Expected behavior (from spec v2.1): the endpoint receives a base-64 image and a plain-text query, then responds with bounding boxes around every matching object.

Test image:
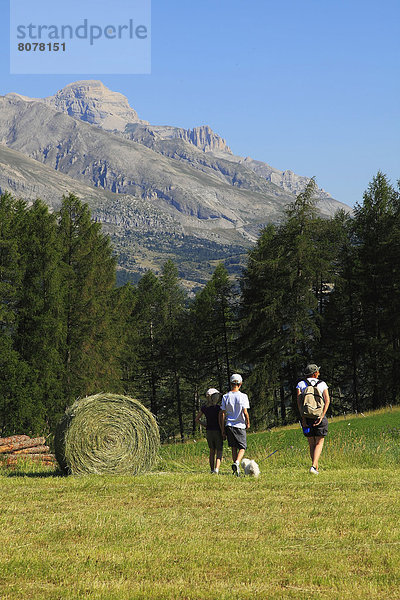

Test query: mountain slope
[0,138,253,288]
[0,95,298,237]
[0,81,350,289]
[0,143,191,284]
[38,81,336,202]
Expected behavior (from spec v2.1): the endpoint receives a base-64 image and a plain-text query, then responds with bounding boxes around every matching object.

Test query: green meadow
[1,408,400,599]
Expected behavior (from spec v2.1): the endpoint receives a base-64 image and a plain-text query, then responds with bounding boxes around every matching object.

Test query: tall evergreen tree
[159,260,187,441]
[208,263,235,390]
[14,199,64,428]
[0,192,24,332]
[0,335,40,435]
[352,172,400,407]
[57,193,120,403]
[239,179,335,426]
[183,263,235,434]
[0,193,41,434]
[114,282,139,392]
[317,211,363,413]
[123,271,165,417]
[239,223,286,425]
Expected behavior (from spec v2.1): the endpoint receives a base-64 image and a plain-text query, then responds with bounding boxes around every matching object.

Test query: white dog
[241,458,260,478]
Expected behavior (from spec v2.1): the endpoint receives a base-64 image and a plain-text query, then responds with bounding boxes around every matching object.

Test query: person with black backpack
[296,363,330,475]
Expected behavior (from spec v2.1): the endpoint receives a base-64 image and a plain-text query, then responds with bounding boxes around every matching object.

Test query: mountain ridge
[0,80,350,290]
[5,80,337,202]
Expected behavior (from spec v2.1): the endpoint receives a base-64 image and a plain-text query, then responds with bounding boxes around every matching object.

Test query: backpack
[301,379,324,419]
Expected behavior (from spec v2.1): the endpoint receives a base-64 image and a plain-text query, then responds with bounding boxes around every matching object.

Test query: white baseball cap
[206,388,220,396]
[230,373,243,384]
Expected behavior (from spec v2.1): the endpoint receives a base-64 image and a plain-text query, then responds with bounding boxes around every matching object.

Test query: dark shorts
[206,429,223,452]
[303,416,328,438]
[225,426,247,450]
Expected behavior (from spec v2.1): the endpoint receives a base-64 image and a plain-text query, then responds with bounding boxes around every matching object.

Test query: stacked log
[0,435,56,468]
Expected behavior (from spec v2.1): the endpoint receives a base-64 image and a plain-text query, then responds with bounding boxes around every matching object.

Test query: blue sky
[1,0,399,207]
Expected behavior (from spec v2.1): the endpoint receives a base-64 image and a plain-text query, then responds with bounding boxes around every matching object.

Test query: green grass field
[1,408,400,599]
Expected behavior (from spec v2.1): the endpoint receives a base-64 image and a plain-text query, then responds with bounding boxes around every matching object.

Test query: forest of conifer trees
[1,171,399,440]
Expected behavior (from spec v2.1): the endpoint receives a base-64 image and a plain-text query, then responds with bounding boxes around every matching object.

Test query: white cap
[206,388,220,396]
[230,373,242,384]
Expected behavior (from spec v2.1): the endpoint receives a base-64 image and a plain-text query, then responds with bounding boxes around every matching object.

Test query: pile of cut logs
[0,435,56,468]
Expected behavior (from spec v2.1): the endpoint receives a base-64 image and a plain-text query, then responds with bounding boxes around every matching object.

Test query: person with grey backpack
[296,364,330,475]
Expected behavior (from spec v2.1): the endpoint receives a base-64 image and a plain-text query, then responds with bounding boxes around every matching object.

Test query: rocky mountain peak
[135,123,232,154]
[43,80,148,132]
[178,125,232,154]
[0,80,351,290]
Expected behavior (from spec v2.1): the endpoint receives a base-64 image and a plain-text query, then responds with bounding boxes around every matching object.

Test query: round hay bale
[55,393,160,475]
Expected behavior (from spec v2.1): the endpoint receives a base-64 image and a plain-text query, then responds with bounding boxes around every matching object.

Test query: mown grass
[159,406,400,472]
[1,408,400,599]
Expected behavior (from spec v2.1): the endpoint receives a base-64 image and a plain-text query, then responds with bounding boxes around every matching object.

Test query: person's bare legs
[236,448,245,464]
[231,446,245,475]
[307,436,325,470]
[232,447,245,463]
[215,450,222,472]
[307,437,316,463]
[311,437,325,470]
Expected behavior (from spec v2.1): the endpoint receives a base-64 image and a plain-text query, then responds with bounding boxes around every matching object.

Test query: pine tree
[239,179,333,425]
[208,263,235,390]
[0,192,24,331]
[317,211,364,413]
[183,264,235,434]
[114,282,139,392]
[0,334,40,435]
[0,193,41,434]
[123,271,165,417]
[239,223,286,425]
[57,193,120,402]
[159,260,187,441]
[14,199,64,428]
[352,172,400,407]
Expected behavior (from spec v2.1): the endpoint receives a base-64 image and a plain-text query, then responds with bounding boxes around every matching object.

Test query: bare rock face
[235,158,334,201]
[43,80,148,132]
[0,80,351,289]
[0,95,292,234]
[5,80,337,204]
[123,123,232,154]
[40,81,232,153]
[176,125,232,154]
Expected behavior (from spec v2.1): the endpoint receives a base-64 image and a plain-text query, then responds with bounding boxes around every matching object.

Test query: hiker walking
[296,364,330,475]
[219,373,250,477]
[195,388,223,474]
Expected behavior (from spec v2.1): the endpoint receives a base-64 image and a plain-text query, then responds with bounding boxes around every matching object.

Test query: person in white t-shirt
[219,373,250,476]
[296,363,330,475]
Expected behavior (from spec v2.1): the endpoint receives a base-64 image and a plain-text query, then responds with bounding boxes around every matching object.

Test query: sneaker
[232,462,240,477]
[211,469,219,474]
[309,466,319,475]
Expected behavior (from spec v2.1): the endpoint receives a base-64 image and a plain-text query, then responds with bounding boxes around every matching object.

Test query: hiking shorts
[304,416,328,438]
[225,426,247,450]
[206,429,223,452]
